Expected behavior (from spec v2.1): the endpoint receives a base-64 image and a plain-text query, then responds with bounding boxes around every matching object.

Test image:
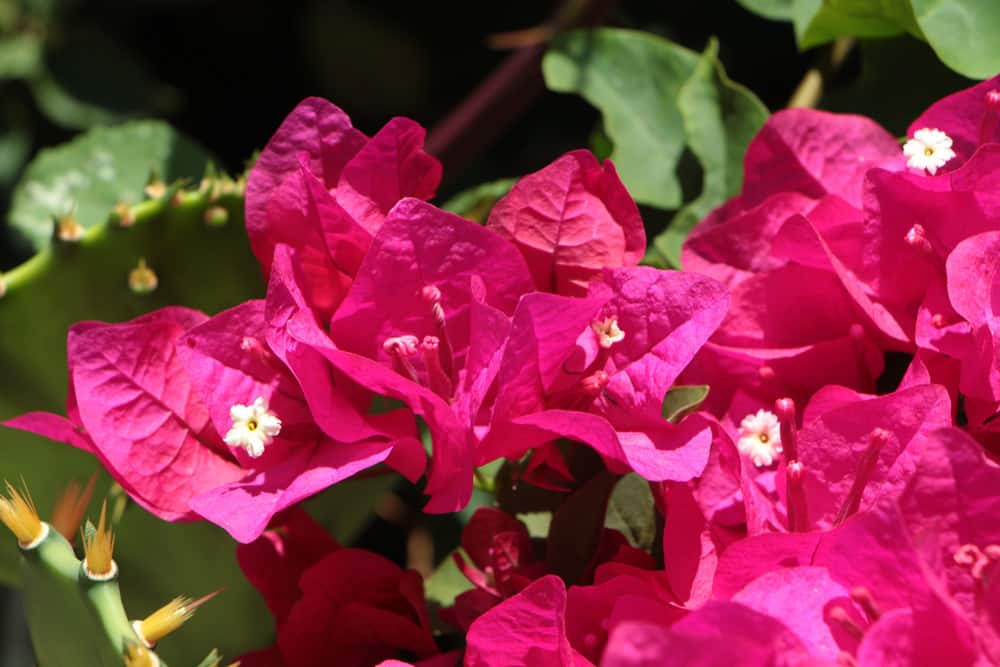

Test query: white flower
[224,396,282,458]
[592,317,625,349]
[903,128,956,175]
[737,409,782,467]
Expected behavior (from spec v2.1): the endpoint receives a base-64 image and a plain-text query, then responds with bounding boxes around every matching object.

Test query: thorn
[0,480,45,546]
[128,258,159,295]
[56,214,84,242]
[112,203,135,228]
[82,501,116,579]
[51,471,98,543]
[135,590,222,646]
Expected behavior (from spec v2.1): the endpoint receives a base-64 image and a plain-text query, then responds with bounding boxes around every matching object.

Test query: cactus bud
[112,203,136,228]
[145,176,167,200]
[50,472,98,543]
[56,214,85,242]
[204,205,229,227]
[0,481,45,547]
[134,590,220,647]
[128,258,159,294]
[82,502,116,579]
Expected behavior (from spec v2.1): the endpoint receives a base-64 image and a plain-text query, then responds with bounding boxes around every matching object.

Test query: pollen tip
[869,428,890,449]
[420,285,442,303]
[0,480,45,546]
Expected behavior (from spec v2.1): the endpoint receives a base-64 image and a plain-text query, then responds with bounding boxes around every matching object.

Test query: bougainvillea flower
[270,197,534,512]
[678,263,884,418]
[465,575,592,667]
[713,427,999,664]
[8,303,421,543]
[486,149,645,296]
[182,299,422,542]
[245,97,441,318]
[6,308,245,521]
[908,73,1000,170]
[600,601,814,667]
[482,266,729,484]
[740,109,904,210]
[237,510,438,667]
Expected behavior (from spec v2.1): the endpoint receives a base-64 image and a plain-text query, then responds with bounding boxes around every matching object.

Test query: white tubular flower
[737,409,782,467]
[903,128,956,175]
[592,317,625,349]
[224,396,282,458]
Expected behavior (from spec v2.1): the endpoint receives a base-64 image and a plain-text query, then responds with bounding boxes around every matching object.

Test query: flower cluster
[8,71,1000,664]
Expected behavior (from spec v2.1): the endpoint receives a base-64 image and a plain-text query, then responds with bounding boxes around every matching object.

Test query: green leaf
[822,36,971,135]
[424,550,472,608]
[736,0,795,20]
[30,27,179,129]
[543,28,701,209]
[911,0,1000,79]
[792,0,914,48]
[441,178,516,224]
[516,512,552,538]
[650,40,768,267]
[546,469,617,585]
[662,385,710,423]
[604,473,657,551]
[8,120,213,250]
[0,33,42,79]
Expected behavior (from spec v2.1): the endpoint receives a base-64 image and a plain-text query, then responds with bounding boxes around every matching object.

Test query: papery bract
[487,150,645,296]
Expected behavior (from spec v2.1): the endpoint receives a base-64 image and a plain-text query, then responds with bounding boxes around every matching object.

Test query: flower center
[924,146,934,157]
[737,409,782,467]
[592,317,625,349]
[381,285,457,401]
[224,396,282,458]
[246,420,258,431]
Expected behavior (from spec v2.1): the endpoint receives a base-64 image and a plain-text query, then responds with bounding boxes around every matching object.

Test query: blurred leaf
[546,469,616,585]
[588,122,614,161]
[0,95,32,188]
[424,550,471,608]
[911,0,1000,79]
[604,473,656,551]
[441,178,516,224]
[792,0,914,48]
[822,36,971,135]
[662,385,711,423]
[650,40,768,267]
[736,0,795,20]
[0,33,41,78]
[516,512,552,538]
[9,120,212,249]
[30,27,179,129]
[543,28,701,209]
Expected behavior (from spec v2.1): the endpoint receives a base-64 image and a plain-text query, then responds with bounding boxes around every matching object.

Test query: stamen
[757,365,775,382]
[954,543,1000,580]
[421,336,453,400]
[827,606,865,641]
[421,286,455,382]
[834,428,889,525]
[980,90,1000,145]
[932,313,948,329]
[850,586,882,622]
[786,461,810,532]
[383,335,421,384]
[774,398,798,462]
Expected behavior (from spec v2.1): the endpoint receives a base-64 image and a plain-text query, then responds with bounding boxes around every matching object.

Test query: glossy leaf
[662,385,711,423]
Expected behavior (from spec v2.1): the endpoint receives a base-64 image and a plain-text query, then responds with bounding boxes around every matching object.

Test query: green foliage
[543,29,767,266]
[651,40,769,266]
[441,178,516,224]
[424,550,470,610]
[662,385,711,423]
[604,473,657,551]
[546,469,616,585]
[8,120,214,250]
[739,0,1000,80]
